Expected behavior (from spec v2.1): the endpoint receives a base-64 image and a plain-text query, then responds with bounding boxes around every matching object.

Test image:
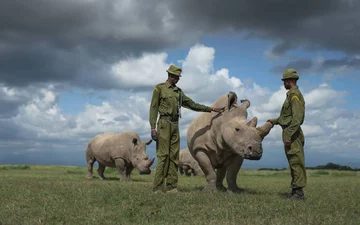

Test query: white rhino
[179,148,204,176]
[186,92,273,192]
[86,132,155,181]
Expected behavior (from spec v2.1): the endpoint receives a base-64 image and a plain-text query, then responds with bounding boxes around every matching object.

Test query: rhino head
[216,92,273,160]
[130,138,155,174]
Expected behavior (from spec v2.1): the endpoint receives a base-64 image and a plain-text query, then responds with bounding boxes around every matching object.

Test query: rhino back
[98,131,139,163]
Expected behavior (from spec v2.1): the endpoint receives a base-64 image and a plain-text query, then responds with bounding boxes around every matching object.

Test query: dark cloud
[271,57,360,74]
[1,0,359,88]
[169,0,359,55]
[271,59,314,74]
[0,0,188,88]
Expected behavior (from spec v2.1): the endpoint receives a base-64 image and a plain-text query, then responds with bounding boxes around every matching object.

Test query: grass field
[0,165,359,225]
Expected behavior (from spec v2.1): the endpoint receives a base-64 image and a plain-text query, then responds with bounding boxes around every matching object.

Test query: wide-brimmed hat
[166,65,182,77]
[281,68,299,81]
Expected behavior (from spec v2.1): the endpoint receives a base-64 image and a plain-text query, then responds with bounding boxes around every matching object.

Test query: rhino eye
[235,128,240,132]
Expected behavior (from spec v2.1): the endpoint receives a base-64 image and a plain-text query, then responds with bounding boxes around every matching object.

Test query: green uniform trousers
[283,127,307,188]
[153,118,180,191]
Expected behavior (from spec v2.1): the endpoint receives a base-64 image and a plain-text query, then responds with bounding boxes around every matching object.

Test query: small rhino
[187,92,273,192]
[86,131,155,181]
[179,148,204,176]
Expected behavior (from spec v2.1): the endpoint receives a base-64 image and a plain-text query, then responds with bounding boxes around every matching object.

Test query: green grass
[0,165,359,225]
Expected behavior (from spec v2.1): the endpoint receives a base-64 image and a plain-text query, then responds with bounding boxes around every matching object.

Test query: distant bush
[0,165,31,170]
[307,162,358,171]
[257,168,287,171]
[258,162,360,172]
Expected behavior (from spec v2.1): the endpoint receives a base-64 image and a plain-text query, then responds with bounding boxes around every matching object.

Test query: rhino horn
[146,157,155,168]
[227,91,238,110]
[240,99,251,108]
[246,117,258,127]
[145,139,152,145]
[256,121,274,139]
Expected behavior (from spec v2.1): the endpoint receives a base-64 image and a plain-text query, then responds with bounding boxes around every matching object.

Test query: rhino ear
[227,91,238,111]
[145,139,152,145]
[132,138,138,145]
[246,117,258,127]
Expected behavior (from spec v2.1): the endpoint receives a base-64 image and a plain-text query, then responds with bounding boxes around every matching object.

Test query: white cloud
[1,43,359,166]
[111,52,169,89]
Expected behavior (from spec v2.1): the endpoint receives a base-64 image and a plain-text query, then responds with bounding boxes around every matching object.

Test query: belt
[160,115,179,122]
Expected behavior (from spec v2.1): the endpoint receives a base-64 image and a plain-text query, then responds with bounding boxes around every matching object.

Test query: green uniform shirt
[271,85,305,141]
[149,81,212,129]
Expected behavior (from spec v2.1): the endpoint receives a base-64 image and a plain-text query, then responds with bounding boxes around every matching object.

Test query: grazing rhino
[186,92,273,192]
[86,131,155,181]
[179,148,204,176]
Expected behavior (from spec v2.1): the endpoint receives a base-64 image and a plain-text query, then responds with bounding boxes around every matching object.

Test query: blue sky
[0,0,359,169]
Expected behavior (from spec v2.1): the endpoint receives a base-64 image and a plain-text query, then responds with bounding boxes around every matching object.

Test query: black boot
[289,188,306,200]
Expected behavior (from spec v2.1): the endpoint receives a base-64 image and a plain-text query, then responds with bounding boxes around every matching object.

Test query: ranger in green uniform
[149,65,224,193]
[267,68,307,200]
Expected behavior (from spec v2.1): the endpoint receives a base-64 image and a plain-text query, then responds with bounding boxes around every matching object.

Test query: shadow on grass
[89,176,149,182]
[179,186,262,195]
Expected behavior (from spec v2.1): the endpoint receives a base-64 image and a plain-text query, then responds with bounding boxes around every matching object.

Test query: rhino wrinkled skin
[179,148,204,176]
[86,132,155,181]
[186,92,273,192]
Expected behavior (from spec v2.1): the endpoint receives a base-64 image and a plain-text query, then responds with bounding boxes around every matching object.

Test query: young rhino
[187,92,273,192]
[86,131,155,181]
[179,148,204,176]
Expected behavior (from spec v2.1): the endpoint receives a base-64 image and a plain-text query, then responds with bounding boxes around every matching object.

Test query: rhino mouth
[139,169,151,175]
[244,154,262,160]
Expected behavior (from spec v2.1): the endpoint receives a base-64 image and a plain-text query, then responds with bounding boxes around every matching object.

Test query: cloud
[0,43,359,167]
[169,0,360,55]
[0,0,199,88]
[271,56,360,77]
[1,0,359,89]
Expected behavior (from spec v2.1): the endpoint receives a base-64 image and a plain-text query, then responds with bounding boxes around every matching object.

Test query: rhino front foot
[87,173,93,179]
[228,187,245,193]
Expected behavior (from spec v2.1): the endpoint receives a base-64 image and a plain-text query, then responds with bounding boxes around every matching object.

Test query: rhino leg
[216,167,227,192]
[195,151,217,192]
[97,163,106,180]
[125,166,134,181]
[114,158,131,181]
[226,155,244,193]
[179,165,184,175]
[86,152,95,179]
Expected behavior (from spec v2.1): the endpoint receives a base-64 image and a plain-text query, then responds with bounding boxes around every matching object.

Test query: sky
[0,0,359,169]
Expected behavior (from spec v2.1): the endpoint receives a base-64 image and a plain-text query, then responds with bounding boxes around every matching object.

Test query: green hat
[166,65,182,77]
[281,68,299,81]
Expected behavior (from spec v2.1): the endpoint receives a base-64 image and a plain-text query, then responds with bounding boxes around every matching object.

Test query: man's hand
[151,129,158,141]
[284,140,291,146]
[212,107,225,112]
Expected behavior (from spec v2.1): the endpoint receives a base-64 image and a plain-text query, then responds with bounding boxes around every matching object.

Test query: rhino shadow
[91,176,148,182]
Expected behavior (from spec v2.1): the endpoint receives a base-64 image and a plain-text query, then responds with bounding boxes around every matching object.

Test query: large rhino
[86,131,155,181]
[179,148,204,176]
[186,92,273,192]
